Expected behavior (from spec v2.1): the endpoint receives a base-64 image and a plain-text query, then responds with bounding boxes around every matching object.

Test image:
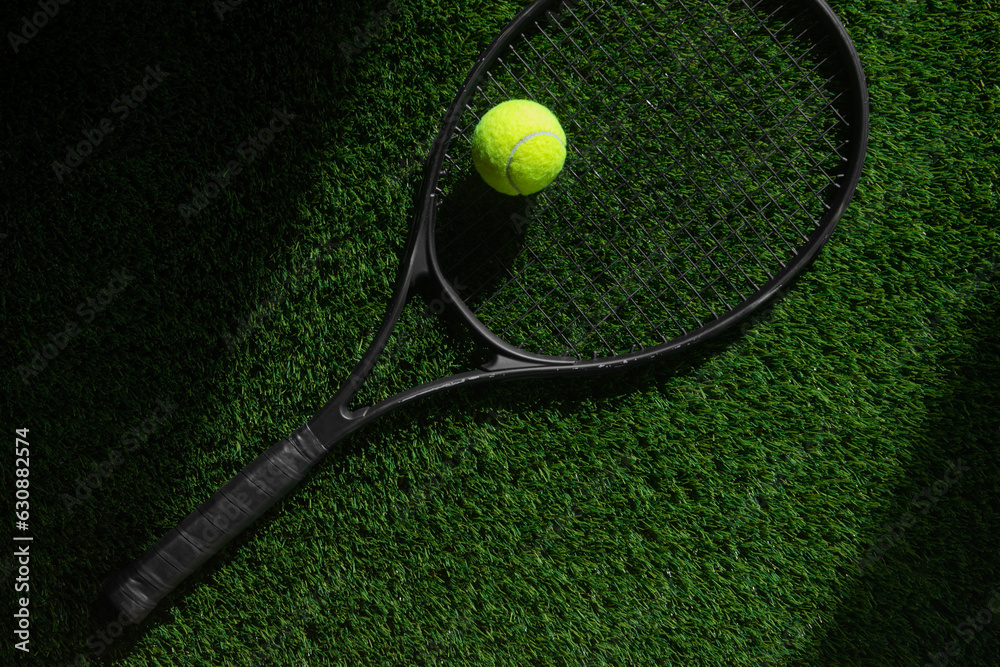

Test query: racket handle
[103,425,326,624]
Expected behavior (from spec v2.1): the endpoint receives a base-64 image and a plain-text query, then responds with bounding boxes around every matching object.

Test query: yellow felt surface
[471,99,567,195]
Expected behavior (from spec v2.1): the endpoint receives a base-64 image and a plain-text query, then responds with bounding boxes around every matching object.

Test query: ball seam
[505,131,565,195]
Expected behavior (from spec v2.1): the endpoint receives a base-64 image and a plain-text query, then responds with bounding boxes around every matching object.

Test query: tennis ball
[471,99,567,196]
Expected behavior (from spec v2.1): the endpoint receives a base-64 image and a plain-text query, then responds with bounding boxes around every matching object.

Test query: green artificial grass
[1,0,998,665]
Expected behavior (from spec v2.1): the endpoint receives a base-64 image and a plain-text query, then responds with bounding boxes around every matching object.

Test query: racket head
[411,0,868,371]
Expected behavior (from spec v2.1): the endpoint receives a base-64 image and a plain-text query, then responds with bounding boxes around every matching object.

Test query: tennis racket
[105,0,869,623]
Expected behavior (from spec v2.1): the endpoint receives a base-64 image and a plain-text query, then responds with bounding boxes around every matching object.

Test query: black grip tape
[103,425,324,623]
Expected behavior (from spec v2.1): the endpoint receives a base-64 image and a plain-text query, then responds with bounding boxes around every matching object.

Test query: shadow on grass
[0,0,435,663]
[800,285,1000,666]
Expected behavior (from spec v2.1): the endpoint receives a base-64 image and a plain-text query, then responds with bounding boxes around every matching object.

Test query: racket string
[489,193,673,355]
[634,0,846,248]
[576,1,843,252]
[460,13,804,336]
[434,0,858,358]
[494,18,739,337]
[525,2,786,321]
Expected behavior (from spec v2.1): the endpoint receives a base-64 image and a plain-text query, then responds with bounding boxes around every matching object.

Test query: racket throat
[307,396,370,450]
[482,352,565,373]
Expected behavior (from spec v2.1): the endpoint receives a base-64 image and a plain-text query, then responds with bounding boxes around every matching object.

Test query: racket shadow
[433,171,533,314]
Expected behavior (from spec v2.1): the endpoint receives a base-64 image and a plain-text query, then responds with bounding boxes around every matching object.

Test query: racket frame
[105,0,869,624]
[310,0,870,445]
